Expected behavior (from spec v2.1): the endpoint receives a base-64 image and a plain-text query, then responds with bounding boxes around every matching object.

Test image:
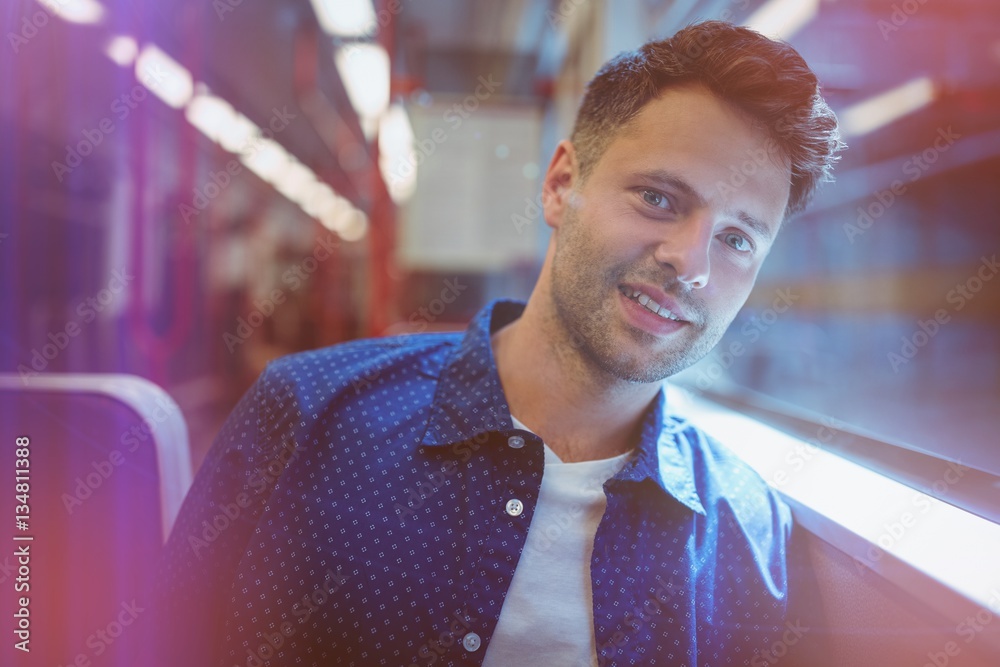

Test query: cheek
[704,260,760,316]
[588,216,655,262]
[562,207,624,261]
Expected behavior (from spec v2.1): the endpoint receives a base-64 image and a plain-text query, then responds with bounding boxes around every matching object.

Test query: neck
[491,295,660,463]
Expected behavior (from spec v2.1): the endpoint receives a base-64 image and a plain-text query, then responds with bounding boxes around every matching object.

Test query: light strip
[104,35,138,66]
[742,0,819,40]
[108,48,366,239]
[135,44,193,109]
[665,382,1000,634]
[310,0,376,38]
[840,76,936,137]
[37,0,105,25]
[185,94,239,144]
[335,43,391,123]
[378,103,417,203]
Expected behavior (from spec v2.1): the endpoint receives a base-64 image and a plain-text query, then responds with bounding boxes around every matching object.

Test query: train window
[671,0,1000,519]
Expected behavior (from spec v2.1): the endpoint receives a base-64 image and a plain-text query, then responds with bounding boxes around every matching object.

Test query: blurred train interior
[1,0,999,665]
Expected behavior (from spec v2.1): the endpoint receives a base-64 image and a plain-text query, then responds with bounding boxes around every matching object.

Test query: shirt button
[507,435,525,449]
[462,632,482,652]
[505,499,523,516]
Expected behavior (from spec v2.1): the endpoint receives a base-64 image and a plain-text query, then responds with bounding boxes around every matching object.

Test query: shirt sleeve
[146,363,292,667]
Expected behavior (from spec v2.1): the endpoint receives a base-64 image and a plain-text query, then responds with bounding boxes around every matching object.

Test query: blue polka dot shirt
[152,299,815,666]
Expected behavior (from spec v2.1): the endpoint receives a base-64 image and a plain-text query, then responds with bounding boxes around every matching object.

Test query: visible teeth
[621,286,681,321]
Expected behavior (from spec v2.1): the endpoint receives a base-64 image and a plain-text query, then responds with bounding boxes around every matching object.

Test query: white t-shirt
[482,416,633,667]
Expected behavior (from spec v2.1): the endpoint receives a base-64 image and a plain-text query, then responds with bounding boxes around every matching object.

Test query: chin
[591,341,700,385]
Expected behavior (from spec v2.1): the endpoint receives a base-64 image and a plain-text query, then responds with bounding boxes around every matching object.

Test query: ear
[541,140,578,230]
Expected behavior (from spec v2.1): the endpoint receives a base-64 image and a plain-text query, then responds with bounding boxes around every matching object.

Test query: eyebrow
[634,168,776,243]
[735,210,775,243]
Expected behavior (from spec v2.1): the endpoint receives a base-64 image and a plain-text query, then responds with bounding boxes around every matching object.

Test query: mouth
[617,286,684,322]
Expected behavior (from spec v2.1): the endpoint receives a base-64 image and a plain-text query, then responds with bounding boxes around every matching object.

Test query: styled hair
[570,20,844,216]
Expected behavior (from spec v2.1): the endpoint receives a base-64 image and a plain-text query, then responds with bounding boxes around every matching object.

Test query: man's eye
[640,189,672,210]
[724,233,752,252]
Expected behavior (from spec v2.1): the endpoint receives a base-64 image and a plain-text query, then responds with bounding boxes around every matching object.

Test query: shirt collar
[419,298,705,515]
[419,298,520,448]
[613,387,707,515]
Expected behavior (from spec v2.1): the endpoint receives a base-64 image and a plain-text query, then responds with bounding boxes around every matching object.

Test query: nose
[652,214,712,289]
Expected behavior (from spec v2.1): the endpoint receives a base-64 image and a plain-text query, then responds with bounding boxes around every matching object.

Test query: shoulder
[668,416,794,609]
[262,331,464,394]
[238,332,465,437]
[670,415,792,539]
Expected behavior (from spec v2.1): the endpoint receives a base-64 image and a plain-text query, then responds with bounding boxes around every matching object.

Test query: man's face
[545,84,791,384]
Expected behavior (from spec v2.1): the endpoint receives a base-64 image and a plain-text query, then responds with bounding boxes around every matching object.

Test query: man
[153,20,842,667]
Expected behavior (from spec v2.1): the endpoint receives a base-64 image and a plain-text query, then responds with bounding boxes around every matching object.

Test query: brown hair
[570,20,844,216]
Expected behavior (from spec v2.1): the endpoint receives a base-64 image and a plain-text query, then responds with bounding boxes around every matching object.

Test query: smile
[618,286,682,321]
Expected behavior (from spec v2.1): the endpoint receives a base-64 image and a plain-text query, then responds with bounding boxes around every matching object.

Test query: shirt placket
[446,429,545,665]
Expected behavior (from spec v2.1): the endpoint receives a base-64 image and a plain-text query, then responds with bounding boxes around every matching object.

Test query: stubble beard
[547,205,730,385]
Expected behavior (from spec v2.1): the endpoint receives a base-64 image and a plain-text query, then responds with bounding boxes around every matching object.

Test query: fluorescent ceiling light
[185,94,238,143]
[335,43,390,123]
[183,87,367,240]
[273,161,323,203]
[840,76,936,137]
[300,184,340,219]
[743,0,819,40]
[185,94,253,152]
[185,93,263,155]
[315,194,355,232]
[240,140,292,183]
[38,0,105,24]
[218,114,264,155]
[379,104,417,203]
[337,210,369,242]
[105,35,138,66]
[135,44,193,109]
[310,0,376,38]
